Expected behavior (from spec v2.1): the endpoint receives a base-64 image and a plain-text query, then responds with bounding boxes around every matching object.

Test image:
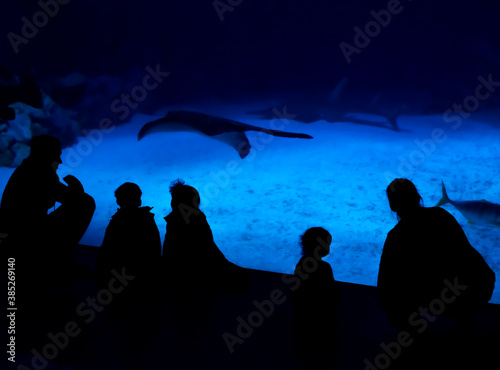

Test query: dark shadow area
[4,244,499,370]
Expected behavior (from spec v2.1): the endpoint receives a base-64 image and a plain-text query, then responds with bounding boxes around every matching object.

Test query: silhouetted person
[94,182,162,353]
[0,135,95,285]
[95,182,161,289]
[162,179,247,296]
[0,135,94,362]
[291,227,341,367]
[378,178,495,368]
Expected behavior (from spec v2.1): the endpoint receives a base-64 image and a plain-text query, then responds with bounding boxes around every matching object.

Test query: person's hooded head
[386,178,423,219]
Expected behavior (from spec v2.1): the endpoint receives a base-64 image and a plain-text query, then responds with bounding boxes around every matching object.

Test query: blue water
[2,100,498,303]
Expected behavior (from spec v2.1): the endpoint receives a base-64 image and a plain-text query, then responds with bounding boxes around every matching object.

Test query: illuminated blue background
[1,0,499,303]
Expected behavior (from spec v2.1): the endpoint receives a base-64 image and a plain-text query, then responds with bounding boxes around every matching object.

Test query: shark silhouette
[137,110,313,159]
[436,181,500,227]
[249,78,402,131]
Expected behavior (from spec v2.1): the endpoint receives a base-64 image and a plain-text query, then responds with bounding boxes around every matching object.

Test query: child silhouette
[95,182,161,288]
[291,227,341,364]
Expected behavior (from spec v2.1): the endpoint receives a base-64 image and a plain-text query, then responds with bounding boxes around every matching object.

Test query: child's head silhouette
[169,178,200,210]
[115,182,142,209]
[300,227,332,258]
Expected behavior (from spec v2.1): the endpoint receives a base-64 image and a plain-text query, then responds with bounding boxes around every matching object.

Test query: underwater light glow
[3,105,497,303]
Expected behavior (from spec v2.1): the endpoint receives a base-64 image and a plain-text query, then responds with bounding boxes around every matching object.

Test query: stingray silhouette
[138,110,313,158]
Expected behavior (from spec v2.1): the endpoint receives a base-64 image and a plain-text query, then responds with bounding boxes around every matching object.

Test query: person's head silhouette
[115,182,142,209]
[300,227,332,258]
[29,135,62,169]
[386,178,423,219]
[169,179,200,211]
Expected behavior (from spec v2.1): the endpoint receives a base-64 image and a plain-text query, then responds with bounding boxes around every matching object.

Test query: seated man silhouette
[291,227,341,364]
[0,135,95,286]
[378,178,495,334]
[162,179,247,296]
[95,182,161,291]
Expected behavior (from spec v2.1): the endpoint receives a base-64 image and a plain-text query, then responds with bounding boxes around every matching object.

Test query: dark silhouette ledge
[6,244,499,370]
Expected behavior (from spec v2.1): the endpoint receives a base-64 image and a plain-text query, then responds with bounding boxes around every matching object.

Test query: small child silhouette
[95,182,161,288]
[291,227,341,363]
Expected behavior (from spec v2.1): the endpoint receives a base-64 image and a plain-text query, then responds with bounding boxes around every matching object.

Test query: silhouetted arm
[321,262,342,308]
[51,180,72,205]
[63,175,84,193]
[143,209,162,258]
[52,175,85,204]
